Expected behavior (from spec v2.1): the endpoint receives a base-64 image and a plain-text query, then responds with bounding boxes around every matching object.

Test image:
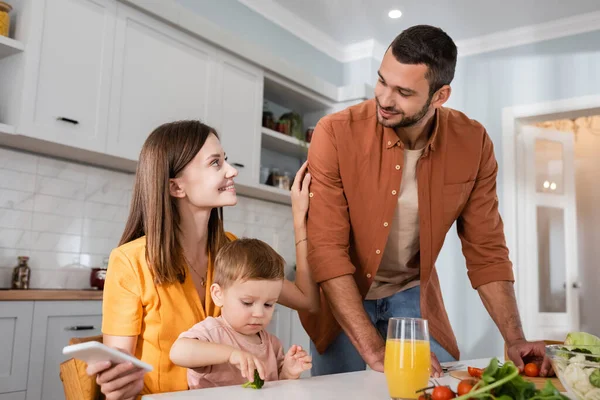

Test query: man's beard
[377,95,432,129]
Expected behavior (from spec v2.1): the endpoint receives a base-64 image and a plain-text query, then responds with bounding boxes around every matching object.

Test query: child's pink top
[178,316,285,389]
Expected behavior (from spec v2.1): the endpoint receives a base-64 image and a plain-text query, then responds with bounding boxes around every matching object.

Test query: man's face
[374,49,434,129]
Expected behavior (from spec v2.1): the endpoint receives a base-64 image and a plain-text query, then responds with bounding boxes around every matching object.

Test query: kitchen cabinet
[267,305,291,349]
[0,302,33,394]
[267,305,311,377]
[213,50,263,186]
[18,0,116,153]
[26,301,102,400]
[0,393,26,400]
[106,2,218,161]
[0,0,366,205]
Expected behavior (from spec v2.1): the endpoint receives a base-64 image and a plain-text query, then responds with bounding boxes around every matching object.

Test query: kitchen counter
[0,289,103,301]
[142,359,491,400]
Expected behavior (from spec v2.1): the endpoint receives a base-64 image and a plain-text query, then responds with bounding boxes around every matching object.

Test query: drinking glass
[384,317,431,400]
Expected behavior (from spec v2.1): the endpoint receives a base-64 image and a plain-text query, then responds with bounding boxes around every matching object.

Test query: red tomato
[468,367,484,378]
[524,363,540,377]
[457,380,475,396]
[432,386,456,400]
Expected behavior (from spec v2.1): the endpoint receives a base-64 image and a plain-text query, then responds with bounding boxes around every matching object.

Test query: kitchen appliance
[90,257,108,290]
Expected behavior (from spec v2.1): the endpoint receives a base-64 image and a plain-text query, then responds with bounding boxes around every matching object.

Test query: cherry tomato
[457,380,475,396]
[524,363,540,377]
[432,386,456,400]
[418,396,428,400]
[468,366,484,378]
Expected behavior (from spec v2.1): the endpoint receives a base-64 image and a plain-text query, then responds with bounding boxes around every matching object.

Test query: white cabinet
[267,305,291,350]
[26,301,102,400]
[0,302,34,394]
[0,0,312,204]
[106,3,218,161]
[0,393,26,400]
[267,305,311,378]
[19,0,116,152]
[213,51,263,186]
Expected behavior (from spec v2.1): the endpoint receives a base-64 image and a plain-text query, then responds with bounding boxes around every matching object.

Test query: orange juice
[384,339,431,399]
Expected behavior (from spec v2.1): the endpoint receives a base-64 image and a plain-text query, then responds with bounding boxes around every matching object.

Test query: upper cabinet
[105,3,218,161]
[19,0,116,152]
[214,50,263,187]
[0,0,368,205]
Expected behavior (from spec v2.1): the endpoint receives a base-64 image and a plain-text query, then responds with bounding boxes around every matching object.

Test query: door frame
[501,94,600,338]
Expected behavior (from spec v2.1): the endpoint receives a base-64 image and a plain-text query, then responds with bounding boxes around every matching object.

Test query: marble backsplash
[0,146,296,289]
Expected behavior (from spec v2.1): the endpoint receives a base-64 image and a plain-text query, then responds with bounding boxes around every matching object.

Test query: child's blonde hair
[213,238,285,288]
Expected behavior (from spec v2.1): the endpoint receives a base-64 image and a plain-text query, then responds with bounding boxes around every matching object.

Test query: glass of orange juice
[384,317,431,400]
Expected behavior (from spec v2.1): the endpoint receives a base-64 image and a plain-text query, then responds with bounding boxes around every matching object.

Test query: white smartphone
[62,341,153,372]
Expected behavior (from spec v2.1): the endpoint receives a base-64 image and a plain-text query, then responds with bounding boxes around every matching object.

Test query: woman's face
[170,133,238,208]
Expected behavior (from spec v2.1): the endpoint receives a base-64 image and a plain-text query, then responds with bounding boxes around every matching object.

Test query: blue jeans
[310,285,456,376]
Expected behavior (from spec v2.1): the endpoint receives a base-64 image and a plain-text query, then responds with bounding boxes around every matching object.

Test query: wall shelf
[0,122,16,134]
[261,127,309,159]
[0,36,25,60]
[235,182,291,205]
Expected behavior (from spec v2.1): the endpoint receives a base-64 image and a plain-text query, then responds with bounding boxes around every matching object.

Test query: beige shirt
[178,316,284,389]
[366,148,424,300]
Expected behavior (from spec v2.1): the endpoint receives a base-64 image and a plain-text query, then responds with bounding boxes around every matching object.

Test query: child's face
[212,278,283,336]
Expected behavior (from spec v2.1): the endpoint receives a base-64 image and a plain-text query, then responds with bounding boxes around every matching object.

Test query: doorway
[502,95,600,340]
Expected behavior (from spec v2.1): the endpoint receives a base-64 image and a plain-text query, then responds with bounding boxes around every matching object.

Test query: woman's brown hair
[119,120,230,284]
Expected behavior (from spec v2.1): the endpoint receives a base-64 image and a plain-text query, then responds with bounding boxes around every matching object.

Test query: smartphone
[62,341,153,372]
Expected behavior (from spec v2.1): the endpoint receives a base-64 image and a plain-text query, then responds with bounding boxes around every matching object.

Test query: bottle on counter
[11,256,31,290]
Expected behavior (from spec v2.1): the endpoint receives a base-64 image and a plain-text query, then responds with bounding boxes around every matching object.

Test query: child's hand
[228,349,266,382]
[280,345,312,380]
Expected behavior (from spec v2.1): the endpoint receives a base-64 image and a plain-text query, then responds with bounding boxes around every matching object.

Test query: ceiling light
[388,9,402,19]
[550,182,557,190]
[543,181,550,189]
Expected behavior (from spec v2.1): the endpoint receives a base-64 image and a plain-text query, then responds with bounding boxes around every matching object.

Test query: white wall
[0,146,297,289]
[574,125,600,336]
[439,29,600,360]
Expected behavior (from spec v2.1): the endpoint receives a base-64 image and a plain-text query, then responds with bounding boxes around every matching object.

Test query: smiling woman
[88,120,240,398]
[84,120,318,399]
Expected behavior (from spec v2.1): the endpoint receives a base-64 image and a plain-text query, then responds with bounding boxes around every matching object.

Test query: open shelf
[261,127,309,159]
[0,122,16,134]
[0,36,24,60]
[235,182,291,205]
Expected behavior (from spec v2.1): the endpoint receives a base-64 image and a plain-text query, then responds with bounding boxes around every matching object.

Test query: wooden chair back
[59,335,104,400]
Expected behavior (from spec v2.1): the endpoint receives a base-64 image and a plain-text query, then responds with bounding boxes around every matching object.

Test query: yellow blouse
[102,233,236,395]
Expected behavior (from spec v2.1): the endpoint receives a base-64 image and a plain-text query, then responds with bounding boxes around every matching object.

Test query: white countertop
[142,359,491,400]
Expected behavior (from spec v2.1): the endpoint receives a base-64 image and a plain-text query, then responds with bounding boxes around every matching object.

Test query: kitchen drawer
[26,301,102,400]
[0,392,26,400]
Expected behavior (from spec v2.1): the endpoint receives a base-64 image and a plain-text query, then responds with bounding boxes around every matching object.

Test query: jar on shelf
[279,171,291,190]
[266,167,280,187]
[275,120,290,136]
[11,256,30,290]
[259,165,270,184]
[262,111,275,130]
[0,1,12,38]
[305,127,315,143]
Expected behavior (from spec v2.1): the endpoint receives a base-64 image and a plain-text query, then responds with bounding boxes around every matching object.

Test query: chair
[60,335,104,400]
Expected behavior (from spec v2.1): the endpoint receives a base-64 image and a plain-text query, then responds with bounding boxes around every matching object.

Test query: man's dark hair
[389,25,457,96]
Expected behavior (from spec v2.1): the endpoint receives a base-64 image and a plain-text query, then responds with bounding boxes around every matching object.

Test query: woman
[86,120,316,399]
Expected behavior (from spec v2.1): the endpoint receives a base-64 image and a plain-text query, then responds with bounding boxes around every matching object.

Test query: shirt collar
[382,108,441,155]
